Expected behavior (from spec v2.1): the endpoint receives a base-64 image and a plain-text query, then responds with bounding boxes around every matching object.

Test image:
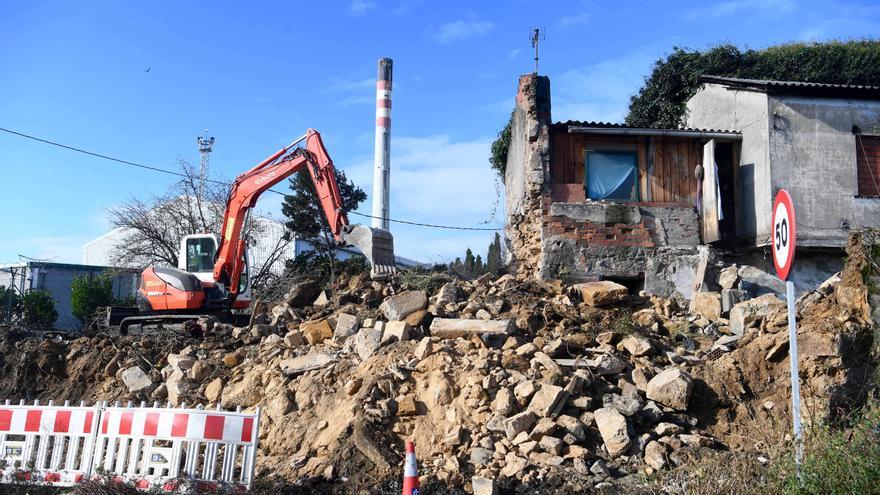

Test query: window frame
[185,237,217,273]
[856,134,880,198]
[584,149,640,202]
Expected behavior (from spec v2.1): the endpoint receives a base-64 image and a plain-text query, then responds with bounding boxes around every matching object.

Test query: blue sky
[1,0,879,264]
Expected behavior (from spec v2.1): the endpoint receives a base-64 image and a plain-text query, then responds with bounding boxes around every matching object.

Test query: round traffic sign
[771,189,797,280]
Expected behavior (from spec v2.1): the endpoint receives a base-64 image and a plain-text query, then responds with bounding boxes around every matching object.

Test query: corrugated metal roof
[700,75,880,99]
[553,120,740,135]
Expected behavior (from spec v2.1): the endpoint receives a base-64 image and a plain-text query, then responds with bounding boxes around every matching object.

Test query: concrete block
[429,318,513,339]
[379,291,427,321]
[279,353,336,376]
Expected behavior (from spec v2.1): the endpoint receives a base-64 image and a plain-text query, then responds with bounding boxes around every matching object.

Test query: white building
[83,215,361,277]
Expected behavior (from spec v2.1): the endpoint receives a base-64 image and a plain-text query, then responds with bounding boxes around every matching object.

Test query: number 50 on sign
[772,190,797,281]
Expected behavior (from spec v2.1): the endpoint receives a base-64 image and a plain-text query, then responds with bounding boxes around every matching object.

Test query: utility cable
[0,126,504,231]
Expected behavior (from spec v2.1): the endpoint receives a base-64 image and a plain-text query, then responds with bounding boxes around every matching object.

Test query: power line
[0,126,504,232]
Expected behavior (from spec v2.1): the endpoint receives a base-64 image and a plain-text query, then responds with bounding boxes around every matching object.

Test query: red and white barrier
[0,400,100,486]
[0,399,261,491]
[94,402,261,491]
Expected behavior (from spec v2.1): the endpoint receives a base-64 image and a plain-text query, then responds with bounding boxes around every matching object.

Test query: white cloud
[15,235,94,264]
[507,48,522,60]
[325,76,375,106]
[434,19,493,44]
[558,12,590,28]
[339,133,502,261]
[552,50,658,123]
[348,0,376,16]
[392,0,422,15]
[685,0,794,20]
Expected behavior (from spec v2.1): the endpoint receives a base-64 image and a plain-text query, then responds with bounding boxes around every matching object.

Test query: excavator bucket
[341,224,397,280]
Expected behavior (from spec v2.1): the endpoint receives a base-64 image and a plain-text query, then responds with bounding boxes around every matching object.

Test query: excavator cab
[178,234,251,308]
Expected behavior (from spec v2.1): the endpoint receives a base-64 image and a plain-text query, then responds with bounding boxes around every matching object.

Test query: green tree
[0,287,22,323]
[71,274,115,324]
[489,111,514,178]
[21,291,57,328]
[486,232,503,275]
[626,40,880,129]
[282,168,367,281]
[474,254,484,275]
[464,248,476,276]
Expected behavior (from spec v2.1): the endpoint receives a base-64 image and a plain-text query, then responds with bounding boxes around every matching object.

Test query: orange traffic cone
[402,441,420,495]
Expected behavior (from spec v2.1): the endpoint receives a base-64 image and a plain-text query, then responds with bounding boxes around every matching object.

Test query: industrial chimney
[372,57,392,231]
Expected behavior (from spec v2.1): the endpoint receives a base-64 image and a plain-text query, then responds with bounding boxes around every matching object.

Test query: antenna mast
[530,28,545,74]
[197,130,215,201]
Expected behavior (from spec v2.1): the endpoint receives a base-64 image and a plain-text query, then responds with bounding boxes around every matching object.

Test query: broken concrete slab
[429,318,513,339]
[621,335,653,357]
[379,290,427,321]
[527,383,566,417]
[738,265,786,297]
[121,366,152,393]
[593,407,631,457]
[729,294,785,335]
[646,368,693,411]
[333,313,359,343]
[570,281,628,306]
[301,319,333,345]
[503,411,537,439]
[279,353,336,376]
[354,327,383,360]
[381,321,411,345]
[472,476,498,495]
[690,292,721,321]
[721,288,749,314]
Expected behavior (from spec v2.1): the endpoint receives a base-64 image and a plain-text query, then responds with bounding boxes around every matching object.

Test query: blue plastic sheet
[586,152,637,201]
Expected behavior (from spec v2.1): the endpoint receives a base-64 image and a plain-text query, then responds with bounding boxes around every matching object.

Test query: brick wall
[857,135,880,197]
[542,196,655,248]
[539,199,700,280]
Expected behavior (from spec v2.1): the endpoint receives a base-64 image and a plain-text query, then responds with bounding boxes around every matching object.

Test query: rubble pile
[0,233,876,493]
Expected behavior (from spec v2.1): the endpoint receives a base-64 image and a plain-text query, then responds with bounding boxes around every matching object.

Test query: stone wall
[504,74,551,279]
[539,201,699,282]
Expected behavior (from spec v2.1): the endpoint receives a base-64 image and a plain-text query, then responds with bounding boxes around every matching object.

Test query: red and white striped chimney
[372,57,392,231]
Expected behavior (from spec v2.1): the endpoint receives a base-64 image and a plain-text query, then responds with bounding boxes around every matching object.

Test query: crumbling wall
[540,202,699,282]
[505,74,551,280]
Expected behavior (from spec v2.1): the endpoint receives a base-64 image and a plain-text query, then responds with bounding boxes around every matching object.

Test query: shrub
[489,111,514,178]
[0,286,22,322]
[779,400,880,494]
[21,290,57,328]
[71,274,115,323]
[626,40,880,129]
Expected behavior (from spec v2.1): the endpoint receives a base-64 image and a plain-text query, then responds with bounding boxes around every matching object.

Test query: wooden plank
[659,138,669,202]
[702,139,720,243]
[638,136,647,201]
[677,138,688,203]
[732,142,741,236]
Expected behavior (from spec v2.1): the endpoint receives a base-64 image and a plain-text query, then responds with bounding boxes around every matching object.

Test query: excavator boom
[213,129,395,300]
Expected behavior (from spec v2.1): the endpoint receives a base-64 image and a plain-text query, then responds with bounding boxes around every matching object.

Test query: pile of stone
[2,235,876,494]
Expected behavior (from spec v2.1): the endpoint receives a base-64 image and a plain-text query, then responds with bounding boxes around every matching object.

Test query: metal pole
[5,268,15,324]
[787,280,803,478]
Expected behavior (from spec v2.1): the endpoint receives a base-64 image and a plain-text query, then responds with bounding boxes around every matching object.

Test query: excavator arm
[213,129,395,300]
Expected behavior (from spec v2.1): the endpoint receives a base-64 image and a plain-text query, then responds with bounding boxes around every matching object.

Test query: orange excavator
[114,129,395,334]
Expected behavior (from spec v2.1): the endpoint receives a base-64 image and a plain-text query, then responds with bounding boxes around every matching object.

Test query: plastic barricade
[93,403,261,491]
[0,400,101,486]
[0,399,261,491]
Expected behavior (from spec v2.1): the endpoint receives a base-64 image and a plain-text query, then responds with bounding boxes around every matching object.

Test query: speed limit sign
[771,189,797,280]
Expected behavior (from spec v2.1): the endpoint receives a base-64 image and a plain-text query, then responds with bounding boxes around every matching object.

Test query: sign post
[771,189,802,477]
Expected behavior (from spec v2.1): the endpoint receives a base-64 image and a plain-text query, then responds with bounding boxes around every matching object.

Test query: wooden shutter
[701,139,720,243]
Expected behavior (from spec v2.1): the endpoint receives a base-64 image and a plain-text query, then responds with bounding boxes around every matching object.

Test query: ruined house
[687,75,880,286]
[505,73,880,295]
